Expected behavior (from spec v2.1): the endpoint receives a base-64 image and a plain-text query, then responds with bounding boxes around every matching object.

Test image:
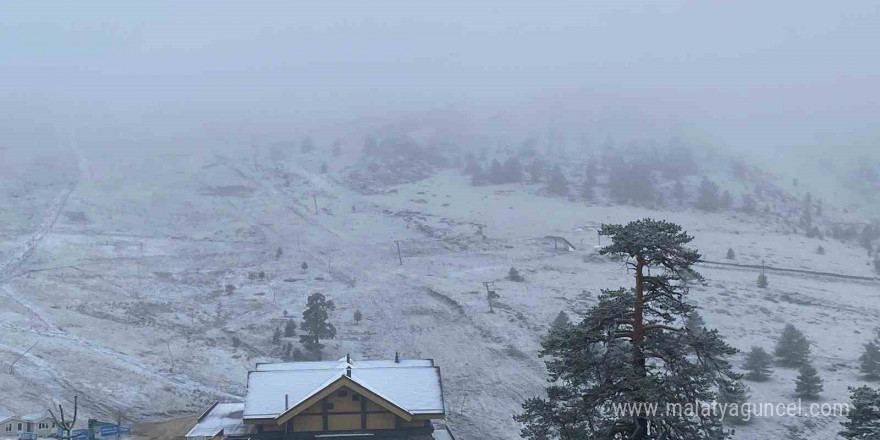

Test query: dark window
[327,403,335,410]
[337,390,348,397]
[352,393,360,401]
[18,423,23,431]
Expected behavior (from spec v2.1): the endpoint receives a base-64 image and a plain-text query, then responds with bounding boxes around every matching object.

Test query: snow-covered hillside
[1,145,878,440]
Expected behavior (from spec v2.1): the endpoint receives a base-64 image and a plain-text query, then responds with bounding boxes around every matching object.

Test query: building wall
[289,386,397,433]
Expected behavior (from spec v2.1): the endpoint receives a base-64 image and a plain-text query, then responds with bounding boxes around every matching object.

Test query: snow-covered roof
[255,358,433,371]
[185,403,250,439]
[244,358,445,421]
[21,412,50,422]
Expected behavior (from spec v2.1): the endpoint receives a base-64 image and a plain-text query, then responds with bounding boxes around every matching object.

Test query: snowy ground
[1,148,877,440]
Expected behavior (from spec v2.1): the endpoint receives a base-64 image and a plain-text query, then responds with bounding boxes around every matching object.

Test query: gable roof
[244,358,444,424]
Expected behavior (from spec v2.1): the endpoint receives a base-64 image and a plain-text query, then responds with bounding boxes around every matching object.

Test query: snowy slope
[0,147,878,440]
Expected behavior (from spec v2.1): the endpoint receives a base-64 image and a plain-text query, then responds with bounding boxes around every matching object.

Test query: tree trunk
[633,258,647,438]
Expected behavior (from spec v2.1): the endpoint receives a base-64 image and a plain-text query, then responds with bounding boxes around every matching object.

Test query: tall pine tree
[299,292,336,355]
[840,385,880,439]
[859,341,880,380]
[743,346,774,381]
[794,362,823,399]
[774,324,811,367]
[517,219,738,439]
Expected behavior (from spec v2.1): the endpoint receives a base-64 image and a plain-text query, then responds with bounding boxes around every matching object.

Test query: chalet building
[1,413,55,439]
[188,355,452,440]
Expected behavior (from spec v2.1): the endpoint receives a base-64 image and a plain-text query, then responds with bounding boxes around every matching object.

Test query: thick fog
[2,1,879,160]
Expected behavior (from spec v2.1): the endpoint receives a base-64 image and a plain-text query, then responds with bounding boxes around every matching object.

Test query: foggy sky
[1,1,879,155]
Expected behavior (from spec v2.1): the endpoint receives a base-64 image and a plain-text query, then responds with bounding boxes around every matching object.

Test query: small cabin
[193,355,451,440]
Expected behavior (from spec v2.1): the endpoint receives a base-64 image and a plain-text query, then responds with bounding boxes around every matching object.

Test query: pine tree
[695,177,720,211]
[743,346,774,381]
[547,165,568,196]
[673,179,686,203]
[741,194,756,214]
[726,248,735,259]
[801,193,813,231]
[720,191,733,210]
[503,157,523,183]
[816,245,825,255]
[717,380,751,425]
[507,267,525,282]
[774,324,811,367]
[354,309,362,324]
[517,219,738,440]
[549,310,570,333]
[859,341,880,380]
[489,159,505,184]
[794,362,823,399]
[301,261,308,271]
[527,159,545,183]
[284,320,297,337]
[757,272,768,288]
[299,292,336,353]
[839,385,880,439]
[685,311,706,334]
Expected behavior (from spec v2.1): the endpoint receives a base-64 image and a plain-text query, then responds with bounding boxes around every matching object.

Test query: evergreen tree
[757,272,768,288]
[284,319,297,337]
[839,385,880,439]
[774,324,811,367]
[549,310,570,333]
[583,161,597,188]
[517,219,738,440]
[685,311,706,334]
[527,159,546,183]
[801,193,813,231]
[462,153,481,175]
[673,179,686,203]
[354,309,362,324]
[720,191,733,210]
[272,327,282,344]
[726,248,735,259]
[816,245,825,255]
[503,157,523,183]
[547,165,568,196]
[859,341,880,380]
[301,261,308,271]
[299,292,336,353]
[743,346,774,381]
[794,362,823,399]
[741,194,757,214]
[695,177,720,211]
[489,159,505,184]
[470,164,489,186]
[507,267,525,282]
[716,380,751,425]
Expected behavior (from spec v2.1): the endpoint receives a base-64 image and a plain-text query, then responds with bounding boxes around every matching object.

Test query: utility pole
[482,282,497,313]
[395,240,404,265]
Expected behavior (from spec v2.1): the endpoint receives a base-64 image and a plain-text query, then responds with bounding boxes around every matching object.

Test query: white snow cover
[185,403,250,439]
[244,360,444,420]
[255,358,433,371]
